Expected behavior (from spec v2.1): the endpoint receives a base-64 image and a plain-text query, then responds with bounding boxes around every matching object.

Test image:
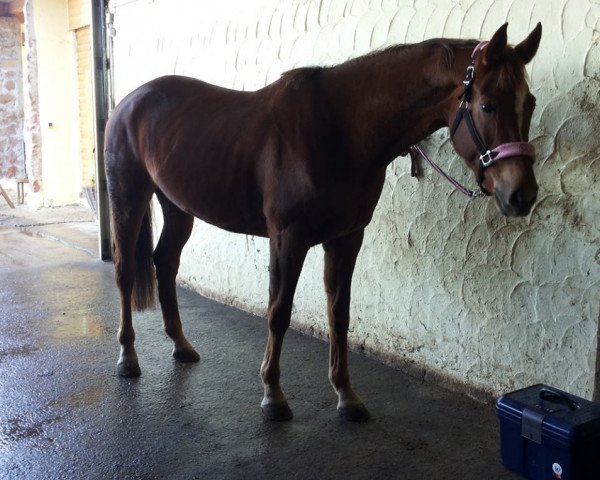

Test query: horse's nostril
[509,189,523,208]
[508,187,537,212]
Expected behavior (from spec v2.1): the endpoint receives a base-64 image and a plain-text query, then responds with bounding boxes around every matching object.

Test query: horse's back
[105,75,276,235]
[105,75,263,157]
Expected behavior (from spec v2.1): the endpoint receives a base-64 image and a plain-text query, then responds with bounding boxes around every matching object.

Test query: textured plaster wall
[0,17,24,179]
[111,0,600,398]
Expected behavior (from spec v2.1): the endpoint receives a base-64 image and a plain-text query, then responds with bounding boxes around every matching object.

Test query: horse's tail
[132,205,156,311]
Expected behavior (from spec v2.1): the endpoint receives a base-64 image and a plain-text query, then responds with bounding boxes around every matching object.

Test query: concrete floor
[0,205,520,480]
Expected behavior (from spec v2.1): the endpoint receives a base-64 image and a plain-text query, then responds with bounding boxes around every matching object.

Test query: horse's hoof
[117,360,141,378]
[172,346,200,363]
[338,403,371,422]
[261,402,294,422]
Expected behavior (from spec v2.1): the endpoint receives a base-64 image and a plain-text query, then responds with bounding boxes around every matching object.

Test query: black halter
[450,48,494,194]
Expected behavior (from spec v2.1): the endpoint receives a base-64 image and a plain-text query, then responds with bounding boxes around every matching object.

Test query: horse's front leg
[323,229,370,421]
[260,229,309,421]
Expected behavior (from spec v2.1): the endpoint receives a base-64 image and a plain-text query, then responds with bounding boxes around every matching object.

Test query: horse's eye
[481,103,496,113]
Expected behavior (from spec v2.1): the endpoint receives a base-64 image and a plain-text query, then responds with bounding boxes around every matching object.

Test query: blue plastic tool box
[496,384,600,479]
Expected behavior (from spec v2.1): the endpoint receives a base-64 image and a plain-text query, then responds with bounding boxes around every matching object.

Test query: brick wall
[0,17,24,179]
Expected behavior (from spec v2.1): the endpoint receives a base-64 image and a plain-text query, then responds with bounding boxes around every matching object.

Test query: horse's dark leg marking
[323,229,370,421]
[260,229,309,421]
[154,192,199,363]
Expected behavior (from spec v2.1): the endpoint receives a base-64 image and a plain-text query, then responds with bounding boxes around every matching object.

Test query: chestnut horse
[105,23,542,421]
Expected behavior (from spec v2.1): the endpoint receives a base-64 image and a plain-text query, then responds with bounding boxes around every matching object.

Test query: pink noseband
[486,142,536,165]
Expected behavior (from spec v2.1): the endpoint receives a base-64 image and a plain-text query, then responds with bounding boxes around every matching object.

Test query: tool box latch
[521,408,545,444]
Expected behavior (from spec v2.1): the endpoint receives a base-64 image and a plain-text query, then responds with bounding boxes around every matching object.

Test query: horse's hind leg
[323,229,370,421]
[109,176,155,378]
[154,192,199,362]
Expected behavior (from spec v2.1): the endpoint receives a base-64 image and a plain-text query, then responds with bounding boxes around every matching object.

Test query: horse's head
[451,23,542,217]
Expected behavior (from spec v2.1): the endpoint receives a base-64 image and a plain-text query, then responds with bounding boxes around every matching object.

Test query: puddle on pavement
[59,386,105,408]
[50,314,105,342]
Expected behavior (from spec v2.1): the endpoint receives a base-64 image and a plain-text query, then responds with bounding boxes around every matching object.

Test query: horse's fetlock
[164,324,181,339]
[260,368,280,386]
[118,328,135,346]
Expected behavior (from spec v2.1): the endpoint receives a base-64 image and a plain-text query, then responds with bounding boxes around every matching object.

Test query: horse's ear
[483,23,508,67]
[515,22,542,64]
[484,23,508,67]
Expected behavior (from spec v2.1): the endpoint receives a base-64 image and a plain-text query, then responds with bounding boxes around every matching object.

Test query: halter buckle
[480,150,496,167]
[463,65,474,86]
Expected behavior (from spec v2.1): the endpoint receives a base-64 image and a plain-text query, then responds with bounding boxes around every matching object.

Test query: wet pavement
[0,210,520,480]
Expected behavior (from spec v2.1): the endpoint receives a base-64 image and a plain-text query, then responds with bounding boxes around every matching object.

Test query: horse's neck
[324,44,472,166]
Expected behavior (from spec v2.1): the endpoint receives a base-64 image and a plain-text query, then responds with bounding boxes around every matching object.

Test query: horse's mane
[280,38,525,91]
[336,38,479,71]
[494,49,528,90]
[280,38,478,88]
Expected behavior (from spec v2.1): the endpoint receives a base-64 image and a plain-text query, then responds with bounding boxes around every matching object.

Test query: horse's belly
[189,202,268,237]
[157,178,268,237]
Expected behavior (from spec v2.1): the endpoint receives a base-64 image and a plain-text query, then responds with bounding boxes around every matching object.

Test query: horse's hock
[108,0,600,401]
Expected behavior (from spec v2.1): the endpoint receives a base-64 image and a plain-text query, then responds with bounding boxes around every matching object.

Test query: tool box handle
[539,387,579,411]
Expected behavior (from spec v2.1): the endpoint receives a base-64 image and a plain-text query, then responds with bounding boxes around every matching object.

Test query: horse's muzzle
[495,185,538,217]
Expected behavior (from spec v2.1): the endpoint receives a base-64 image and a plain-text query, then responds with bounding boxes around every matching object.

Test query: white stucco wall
[110,0,600,399]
